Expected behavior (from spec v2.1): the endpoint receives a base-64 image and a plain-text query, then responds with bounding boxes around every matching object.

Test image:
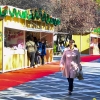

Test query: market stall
[0,5,60,72]
[72,32,100,55]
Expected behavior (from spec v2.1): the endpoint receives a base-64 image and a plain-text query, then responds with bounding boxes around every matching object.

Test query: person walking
[26,35,37,68]
[40,40,46,65]
[36,39,46,65]
[36,39,42,66]
[60,40,82,95]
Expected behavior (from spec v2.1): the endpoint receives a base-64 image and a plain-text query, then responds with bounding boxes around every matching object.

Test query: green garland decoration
[0,8,2,16]
[9,9,14,17]
[93,28,100,34]
[46,14,50,24]
[0,6,61,26]
[0,7,8,17]
[38,8,42,18]
[13,8,19,17]
[9,8,28,19]
[18,10,22,18]
[27,14,33,20]
[2,9,8,17]
[34,9,40,20]
[21,11,27,19]
[49,17,53,24]
[41,12,47,22]
[52,18,57,26]
[31,14,35,20]
[56,19,61,25]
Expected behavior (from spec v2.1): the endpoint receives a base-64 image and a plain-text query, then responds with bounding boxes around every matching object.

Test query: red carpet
[0,62,59,91]
[0,55,100,91]
[81,55,100,62]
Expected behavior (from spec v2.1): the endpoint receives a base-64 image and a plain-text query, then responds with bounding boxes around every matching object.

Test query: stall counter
[3,47,54,72]
[45,48,53,63]
[3,48,26,72]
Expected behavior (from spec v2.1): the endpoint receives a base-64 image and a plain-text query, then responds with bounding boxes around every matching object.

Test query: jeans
[37,56,41,64]
[41,55,44,65]
[35,55,41,64]
[28,52,35,67]
[35,51,41,65]
[67,78,74,92]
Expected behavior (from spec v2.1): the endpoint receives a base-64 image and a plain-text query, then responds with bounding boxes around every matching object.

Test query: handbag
[71,61,83,80]
[77,70,84,80]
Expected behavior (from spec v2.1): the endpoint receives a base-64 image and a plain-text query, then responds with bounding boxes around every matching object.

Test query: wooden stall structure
[72,32,100,55]
[72,33,90,54]
[0,5,60,72]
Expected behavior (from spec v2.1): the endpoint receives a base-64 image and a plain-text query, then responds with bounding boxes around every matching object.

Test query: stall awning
[54,32,69,35]
[26,28,54,33]
[4,26,55,34]
[5,26,70,35]
[90,33,100,38]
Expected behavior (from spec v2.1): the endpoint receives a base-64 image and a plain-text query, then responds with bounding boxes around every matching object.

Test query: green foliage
[0,6,61,26]
[50,17,53,24]
[95,0,100,4]
[27,14,33,20]
[53,43,57,53]
[34,9,40,20]
[46,14,50,24]
[21,11,27,19]
[93,27,100,34]
[41,11,47,21]
[9,9,14,17]
[13,8,18,17]
[0,7,8,17]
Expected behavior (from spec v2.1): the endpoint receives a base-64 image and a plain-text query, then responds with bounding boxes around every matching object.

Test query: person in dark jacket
[40,40,46,65]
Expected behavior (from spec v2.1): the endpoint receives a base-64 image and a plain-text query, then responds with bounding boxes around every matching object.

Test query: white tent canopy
[90,34,99,38]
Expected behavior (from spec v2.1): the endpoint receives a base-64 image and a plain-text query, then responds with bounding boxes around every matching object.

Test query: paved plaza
[0,61,100,100]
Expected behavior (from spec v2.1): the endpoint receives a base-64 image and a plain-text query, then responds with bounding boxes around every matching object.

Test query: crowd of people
[26,35,46,68]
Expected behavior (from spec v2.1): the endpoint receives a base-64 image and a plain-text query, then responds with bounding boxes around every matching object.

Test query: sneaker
[35,65,38,68]
[37,64,40,66]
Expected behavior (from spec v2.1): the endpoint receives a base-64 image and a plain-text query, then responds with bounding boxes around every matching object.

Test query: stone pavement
[0,61,100,100]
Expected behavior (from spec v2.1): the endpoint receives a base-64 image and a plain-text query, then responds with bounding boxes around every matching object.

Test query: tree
[0,0,53,15]
[0,0,99,34]
[53,0,99,34]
